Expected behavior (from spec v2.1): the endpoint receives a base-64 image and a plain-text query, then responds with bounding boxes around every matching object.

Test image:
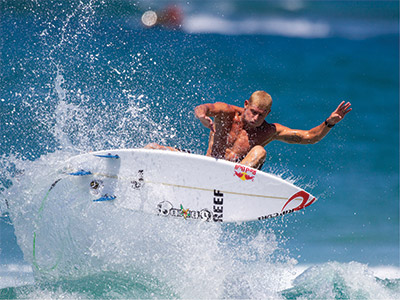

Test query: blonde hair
[249,91,272,110]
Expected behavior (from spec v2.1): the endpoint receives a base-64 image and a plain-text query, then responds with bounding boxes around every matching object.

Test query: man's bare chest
[226,121,274,149]
[226,127,252,147]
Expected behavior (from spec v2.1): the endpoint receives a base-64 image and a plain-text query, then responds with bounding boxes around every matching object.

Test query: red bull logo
[234,165,257,181]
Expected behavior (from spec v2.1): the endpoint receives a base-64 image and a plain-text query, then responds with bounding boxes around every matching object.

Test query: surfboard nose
[281,191,317,213]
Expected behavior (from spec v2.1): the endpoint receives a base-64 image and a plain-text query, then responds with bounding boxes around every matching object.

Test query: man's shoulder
[212,102,242,114]
[258,121,277,130]
[270,122,286,131]
[253,122,278,145]
[257,122,279,137]
[213,102,241,109]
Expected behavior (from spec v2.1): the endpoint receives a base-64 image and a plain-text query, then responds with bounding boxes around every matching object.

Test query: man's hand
[199,116,216,132]
[326,101,352,126]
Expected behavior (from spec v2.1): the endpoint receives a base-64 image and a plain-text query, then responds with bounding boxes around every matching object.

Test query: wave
[1,149,292,298]
[1,262,399,299]
[182,14,398,39]
[2,158,400,299]
[183,15,331,38]
[0,264,34,290]
[283,262,400,299]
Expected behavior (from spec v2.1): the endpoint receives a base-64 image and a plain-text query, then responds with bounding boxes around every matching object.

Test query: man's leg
[144,143,180,152]
[240,145,266,170]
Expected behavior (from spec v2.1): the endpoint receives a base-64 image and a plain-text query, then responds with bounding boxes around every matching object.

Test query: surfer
[145,91,352,169]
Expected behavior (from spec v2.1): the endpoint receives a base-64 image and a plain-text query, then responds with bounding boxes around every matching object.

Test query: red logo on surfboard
[281,191,316,212]
[234,165,257,181]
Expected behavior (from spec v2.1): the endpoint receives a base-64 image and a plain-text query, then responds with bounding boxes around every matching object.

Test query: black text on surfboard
[213,190,224,222]
[131,170,144,189]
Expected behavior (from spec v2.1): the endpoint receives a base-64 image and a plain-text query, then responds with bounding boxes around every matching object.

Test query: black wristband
[325,120,335,128]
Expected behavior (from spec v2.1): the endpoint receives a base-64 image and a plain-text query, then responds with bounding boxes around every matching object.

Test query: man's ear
[244,100,249,108]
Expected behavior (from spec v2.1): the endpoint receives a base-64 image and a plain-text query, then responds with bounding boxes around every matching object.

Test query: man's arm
[194,102,237,132]
[273,101,352,144]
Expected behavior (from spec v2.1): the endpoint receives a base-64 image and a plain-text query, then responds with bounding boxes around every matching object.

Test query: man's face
[243,100,270,128]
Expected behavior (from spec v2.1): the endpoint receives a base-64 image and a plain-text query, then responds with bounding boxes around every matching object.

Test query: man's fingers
[209,120,216,132]
[342,101,351,109]
[205,117,215,132]
[329,101,352,124]
[336,101,346,111]
[343,107,352,116]
[337,101,352,114]
[341,102,352,114]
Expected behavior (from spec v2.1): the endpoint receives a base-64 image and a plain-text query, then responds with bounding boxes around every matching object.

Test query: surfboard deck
[56,149,317,223]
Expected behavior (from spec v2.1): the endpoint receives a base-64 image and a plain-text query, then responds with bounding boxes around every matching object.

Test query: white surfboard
[55,149,317,223]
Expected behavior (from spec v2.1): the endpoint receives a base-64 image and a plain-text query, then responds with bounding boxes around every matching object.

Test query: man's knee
[251,145,266,170]
[144,143,162,149]
[240,145,266,170]
[144,143,180,152]
[251,145,267,160]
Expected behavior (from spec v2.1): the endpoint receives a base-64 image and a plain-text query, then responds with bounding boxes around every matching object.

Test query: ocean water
[0,0,399,299]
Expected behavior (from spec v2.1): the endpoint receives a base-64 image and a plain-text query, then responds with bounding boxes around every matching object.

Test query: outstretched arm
[273,101,352,144]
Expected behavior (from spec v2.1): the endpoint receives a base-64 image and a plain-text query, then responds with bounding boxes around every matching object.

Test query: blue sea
[0,0,399,299]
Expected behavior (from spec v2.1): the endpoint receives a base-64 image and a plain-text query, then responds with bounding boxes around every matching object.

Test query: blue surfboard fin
[69,170,92,176]
[94,153,120,159]
[93,194,116,202]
